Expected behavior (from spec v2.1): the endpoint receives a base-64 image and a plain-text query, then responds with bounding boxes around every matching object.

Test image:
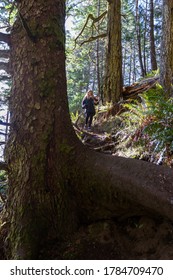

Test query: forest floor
[40,214,173,260]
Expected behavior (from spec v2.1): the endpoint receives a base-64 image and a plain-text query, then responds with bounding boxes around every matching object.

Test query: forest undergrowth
[78,83,173,169]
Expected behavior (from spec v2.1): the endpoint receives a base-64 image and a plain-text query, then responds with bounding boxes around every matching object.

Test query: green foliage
[122,0,162,84]
[0,0,16,27]
[66,0,107,113]
[144,69,159,78]
[70,110,80,123]
[121,85,173,164]
[141,91,173,152]
[66,0,162,111]
[66,46,91,113]
[0,171,8,210]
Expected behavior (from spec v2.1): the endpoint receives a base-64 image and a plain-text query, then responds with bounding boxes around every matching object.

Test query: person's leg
[88,114,93,128]
[85,113,89,128]
[86,114,89,125]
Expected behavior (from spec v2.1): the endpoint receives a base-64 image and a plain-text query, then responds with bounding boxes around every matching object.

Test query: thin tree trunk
[96,0,101,97]
[135,0,146,77]
[133,39,137,83]
[143,0,148,75]
[5,111,10,142]
[96,39,101,96]
[122,46,126,84]
[129,47,132,85]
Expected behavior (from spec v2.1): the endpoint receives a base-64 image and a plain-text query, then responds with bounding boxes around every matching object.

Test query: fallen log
[123,76,159,98]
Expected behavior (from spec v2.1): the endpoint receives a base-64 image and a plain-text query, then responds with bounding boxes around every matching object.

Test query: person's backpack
[82,98,87,109]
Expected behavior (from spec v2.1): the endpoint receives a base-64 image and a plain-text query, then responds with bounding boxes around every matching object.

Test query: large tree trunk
[149,0,157,71]
[5,0,173,260]
[160,0,173,96]
[6,0,80,259]
[103,0,123,103]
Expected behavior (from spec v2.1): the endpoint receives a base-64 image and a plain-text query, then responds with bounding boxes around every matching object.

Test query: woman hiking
[82,90,99,130]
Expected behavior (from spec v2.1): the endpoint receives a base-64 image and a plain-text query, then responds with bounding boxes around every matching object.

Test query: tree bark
[103,0,123,103]
[5,0,173,260]
[160,0,173,96]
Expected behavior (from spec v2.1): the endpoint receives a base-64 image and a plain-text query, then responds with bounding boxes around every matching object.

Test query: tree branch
[0,120,10,126]
[74,11,107,47]
[66,1,84,15]
[0,61,9,73]
[0,75,11,82]
[0,132,8,136]
[0,49,10,59]
[0,32,11,45]
[19,12,37,43]
[80,33,107,46]
[0,161,8,171]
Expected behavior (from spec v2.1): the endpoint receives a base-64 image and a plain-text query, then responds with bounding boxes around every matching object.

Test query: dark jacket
[82,97,95,115]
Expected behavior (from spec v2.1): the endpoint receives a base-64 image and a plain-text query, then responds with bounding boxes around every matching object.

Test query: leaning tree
[1,0,173,259]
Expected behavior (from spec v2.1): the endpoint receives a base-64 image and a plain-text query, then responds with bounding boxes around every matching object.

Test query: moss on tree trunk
[6,0,80,259]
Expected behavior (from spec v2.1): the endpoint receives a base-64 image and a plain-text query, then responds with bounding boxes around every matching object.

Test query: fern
[121,85,173,165]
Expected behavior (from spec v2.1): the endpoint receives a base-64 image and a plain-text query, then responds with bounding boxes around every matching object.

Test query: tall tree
[4,0,173,260]
[6,0,79,259]
[96,0,102,98]
[160,0,173,96]
[149,0,157,71]
[103,0,123,103]
[135,0,146,77]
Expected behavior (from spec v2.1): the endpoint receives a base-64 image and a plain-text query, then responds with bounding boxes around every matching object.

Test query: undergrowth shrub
[121,85,173,166]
